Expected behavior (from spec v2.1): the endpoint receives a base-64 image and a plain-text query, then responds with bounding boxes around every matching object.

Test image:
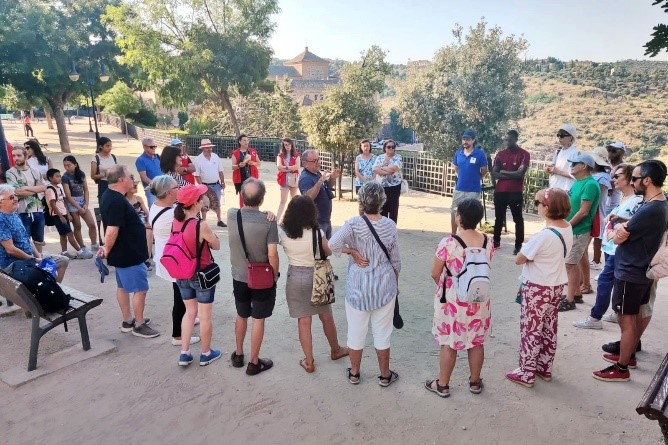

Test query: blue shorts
[52,215,73,236]
[177,277,215,304]
[19,212,45,243]
[115,263,149,293]
[66,196,86,213]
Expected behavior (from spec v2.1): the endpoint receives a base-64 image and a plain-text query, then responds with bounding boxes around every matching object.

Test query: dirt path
[0,119,665,444]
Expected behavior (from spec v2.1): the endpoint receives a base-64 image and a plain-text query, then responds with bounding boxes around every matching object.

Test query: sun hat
[568,153,595,168]
[199,138,215,148]
[589,147,611,168]
[559,123,578,140]
[177,184,208,207]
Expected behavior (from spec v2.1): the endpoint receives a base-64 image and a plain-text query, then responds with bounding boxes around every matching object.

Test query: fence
[99,113,549,213]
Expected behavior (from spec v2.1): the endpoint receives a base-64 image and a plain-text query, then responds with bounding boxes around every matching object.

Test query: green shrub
[185,117,217,135]
[526,92,561,104]
[127,106,158,127]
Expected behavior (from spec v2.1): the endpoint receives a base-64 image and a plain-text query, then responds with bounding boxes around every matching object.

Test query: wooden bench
[637,353,668,444]
[0,272,103,371]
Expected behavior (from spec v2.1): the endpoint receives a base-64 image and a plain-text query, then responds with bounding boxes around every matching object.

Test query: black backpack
[40,185,57,226]
[8,261,71,328]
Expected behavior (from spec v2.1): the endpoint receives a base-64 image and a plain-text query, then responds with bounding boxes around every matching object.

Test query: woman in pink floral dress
[425,199,493,397]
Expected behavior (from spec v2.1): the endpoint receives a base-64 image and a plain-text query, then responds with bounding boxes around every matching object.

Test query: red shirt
[180,155,195,184]
[493,146,530,193]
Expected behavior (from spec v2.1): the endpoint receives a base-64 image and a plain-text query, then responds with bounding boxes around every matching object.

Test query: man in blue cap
[451,129,488,234]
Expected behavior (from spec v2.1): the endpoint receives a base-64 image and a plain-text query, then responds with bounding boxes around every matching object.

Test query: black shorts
[611,279,652,315]
[53,215,73,236]
[233,279,276,319]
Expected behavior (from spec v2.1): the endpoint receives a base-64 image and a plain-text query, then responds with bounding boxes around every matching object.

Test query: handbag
[237,209,274,289]
[287,172,298,188]
[311,228,335,306]
[192,219,220,290]
[361,215,403,329]
[400,179,409,195]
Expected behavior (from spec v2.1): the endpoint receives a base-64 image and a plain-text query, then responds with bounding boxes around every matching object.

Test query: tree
[301,46,390,155]
[0,0,123,152]
[645,0,668,57]
[104,0,279,138]
[397,21,527,160]
[97,81,140,137]
[387,108,413,144]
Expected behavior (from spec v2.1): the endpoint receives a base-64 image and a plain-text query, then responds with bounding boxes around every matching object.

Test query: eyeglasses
[305,158,320,163]
[385,145,396,149]
[557,133,570,138]
[145,145,157,149]
[1,195,17,201]
[534,200,543,207]
[631,175,646,182]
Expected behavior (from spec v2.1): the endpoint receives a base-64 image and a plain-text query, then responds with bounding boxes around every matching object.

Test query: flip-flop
[425,378,450,398]
[300,358,315,373]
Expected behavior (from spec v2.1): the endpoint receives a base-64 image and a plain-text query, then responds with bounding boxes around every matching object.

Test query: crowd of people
[0,125,666,393]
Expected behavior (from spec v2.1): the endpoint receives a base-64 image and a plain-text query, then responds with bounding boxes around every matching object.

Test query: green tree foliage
[397,21,527,160]
[104,0,279,138]
[301,46,391,155]
[645,0,668,57]
[387,109,413,143]
[97,81,141,120]
[0,0,122,152]
[127,105,158,127]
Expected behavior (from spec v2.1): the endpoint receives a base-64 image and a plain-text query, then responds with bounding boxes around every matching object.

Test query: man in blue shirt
[451,129,488,234]
[135,138,162,208]
[298,149,340,239]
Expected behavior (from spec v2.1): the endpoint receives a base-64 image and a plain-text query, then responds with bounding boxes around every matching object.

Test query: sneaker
[230,351,245,368]
[77,249,94,259]
[602,312,618,324]
[602,353,637,369]
[592,364,630,382]
[602,340,641,354]
[132,323,160,338]
[589,260,602,270]
[120,318,151,332]
[217,221,227,228]
[535,370,552,382]
[199,349,222,366]
[171,336,201,346]
[505,370,533,388]
[62,251,77,260]
[573,316,603,330]
[178,352,194,367]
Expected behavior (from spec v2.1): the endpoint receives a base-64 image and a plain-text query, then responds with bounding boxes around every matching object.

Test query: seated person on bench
[0,184,69,282]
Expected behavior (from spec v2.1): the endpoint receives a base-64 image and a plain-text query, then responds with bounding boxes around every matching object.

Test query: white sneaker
[77,249,94,259]
[171,336,201,346]
[573,316,603,329]
[61,251,77,260]
[589,260,602,270]
[602,312,618,324]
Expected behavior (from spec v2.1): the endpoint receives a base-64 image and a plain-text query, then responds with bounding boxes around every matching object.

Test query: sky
[269,0,668,64]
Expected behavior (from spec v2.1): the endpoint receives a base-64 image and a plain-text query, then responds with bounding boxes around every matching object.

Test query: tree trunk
[46,97,71,153]
[218,89,240,138]
[44,108,54,129]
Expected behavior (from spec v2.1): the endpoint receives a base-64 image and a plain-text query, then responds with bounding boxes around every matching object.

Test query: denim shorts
[19,212,45,243]
[52,215,73,236]
[177,276,215,304]
[66,196,86,213]
[115,263,149,293]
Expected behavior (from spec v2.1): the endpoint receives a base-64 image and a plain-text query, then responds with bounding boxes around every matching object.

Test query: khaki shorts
[566,233,591,265]
[451,190,480,210]
[640,280,658,318]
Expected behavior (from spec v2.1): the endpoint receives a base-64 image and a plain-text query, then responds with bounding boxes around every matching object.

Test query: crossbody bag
[237,209,274,289]
[311,228,335,306]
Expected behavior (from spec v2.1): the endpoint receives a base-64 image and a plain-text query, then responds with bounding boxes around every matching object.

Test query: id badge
[470,157,477,164]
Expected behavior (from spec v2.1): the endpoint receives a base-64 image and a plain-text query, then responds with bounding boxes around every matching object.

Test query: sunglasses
[305,158,320,163]
[145,145,157,149]
[534,200,542,207]
[385,145,396,149]
[631,175,646,182]
[557,133,570,138]
[612,174,623,179]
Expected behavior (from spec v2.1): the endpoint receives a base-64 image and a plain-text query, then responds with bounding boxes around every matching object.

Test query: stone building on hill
[267,47,339,106]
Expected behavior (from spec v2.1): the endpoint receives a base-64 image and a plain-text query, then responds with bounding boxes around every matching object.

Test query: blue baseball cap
[568,153,595,168]
[462,129,476,139]
[170,138,183,145]
[95,256,110,283]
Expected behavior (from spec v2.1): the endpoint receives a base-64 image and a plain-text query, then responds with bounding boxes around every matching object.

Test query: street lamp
[68,60,110,144]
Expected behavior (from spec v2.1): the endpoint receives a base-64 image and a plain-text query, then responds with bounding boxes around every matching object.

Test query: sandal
[580,286,593,295]
[300,358,315,373]
[347,367,360,385]
[425,378,450,398]
[469,378,483,394]
[330,346,349,361]
[378,370,399,387]
[558,298,576,312]
[245,358,273,376]
[574,295,584,304]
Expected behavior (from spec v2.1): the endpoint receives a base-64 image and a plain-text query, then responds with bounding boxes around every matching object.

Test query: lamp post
[68,60,110,145]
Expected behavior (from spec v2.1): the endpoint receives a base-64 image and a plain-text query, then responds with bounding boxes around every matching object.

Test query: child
[45,168,93,259]
[125,174,153,270]
[62,155,99,252]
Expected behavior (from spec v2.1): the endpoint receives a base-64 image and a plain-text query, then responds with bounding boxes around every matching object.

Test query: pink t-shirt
[172,218,212,269]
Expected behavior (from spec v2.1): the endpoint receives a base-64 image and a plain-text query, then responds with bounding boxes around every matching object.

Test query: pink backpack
[160,218,202,280]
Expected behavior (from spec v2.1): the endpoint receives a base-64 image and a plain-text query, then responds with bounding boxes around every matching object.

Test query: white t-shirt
[549,145,578,191]
[520,224,574,286]
[279,227,326,267]
[27,157,49,181]
[95,153,117,183]
[194,153,224,184]
[148,204,176,282]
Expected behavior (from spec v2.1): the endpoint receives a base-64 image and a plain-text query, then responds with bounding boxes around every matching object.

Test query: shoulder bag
[195,223,220,290]
[311,228,335,306]
[361,215,403,329]
[237,209,274,289]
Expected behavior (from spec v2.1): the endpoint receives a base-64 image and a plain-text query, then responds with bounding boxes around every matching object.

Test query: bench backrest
[0,271,43,316]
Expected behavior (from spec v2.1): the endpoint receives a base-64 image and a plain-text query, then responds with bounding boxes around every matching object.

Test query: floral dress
[432,236,493,350]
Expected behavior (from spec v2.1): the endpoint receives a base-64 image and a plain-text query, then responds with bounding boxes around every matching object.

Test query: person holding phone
[546,124,578,191]
[298,149,340,239]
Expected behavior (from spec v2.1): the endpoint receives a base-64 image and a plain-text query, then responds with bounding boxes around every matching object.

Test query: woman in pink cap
[173,184,222,367]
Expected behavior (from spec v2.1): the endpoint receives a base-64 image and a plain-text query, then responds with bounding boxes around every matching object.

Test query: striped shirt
[329,215,401,311]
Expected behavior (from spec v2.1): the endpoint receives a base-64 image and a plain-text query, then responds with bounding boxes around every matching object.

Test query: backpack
[7,260,71,328]
[40,185,58,226]
[444,235,491,303]
[93,153,117,184]
[160,218,203,280]
[647,230,668,280]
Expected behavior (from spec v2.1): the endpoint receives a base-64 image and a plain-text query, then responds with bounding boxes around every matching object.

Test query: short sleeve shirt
[135,153,162,187]
[493,147,530,193]
[549,145,578,191]
[453,147,488,193]
[194,153,224,184]
[299,169,333,224]
[62,172,85,198]
[227,208,279,282]
[5,167,43,213]
[45,183,67,216]
[100,189,149,267]
[0,212,33,268]
[567,176,601,235]
[520,225,573,286]
[355,154,376,187]
[373,154,403,187]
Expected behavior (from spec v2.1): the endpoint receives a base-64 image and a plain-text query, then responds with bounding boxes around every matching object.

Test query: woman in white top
[279,195,348,373]
[148,175,200,347]
[24,139,53,181]
[506,188,573,388]
[90,136,118,200]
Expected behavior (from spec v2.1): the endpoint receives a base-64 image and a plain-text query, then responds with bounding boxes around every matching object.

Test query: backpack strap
[546,227,567,258]
[445,234,488,276]
[151,207,170,229]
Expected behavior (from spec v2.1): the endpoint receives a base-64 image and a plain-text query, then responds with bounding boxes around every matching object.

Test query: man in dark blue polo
[298,149,340,239]
[451,129,488,234]
[135,138,162,208]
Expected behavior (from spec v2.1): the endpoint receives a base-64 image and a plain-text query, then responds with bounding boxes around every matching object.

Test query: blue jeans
[19,212,45,243]
[591,253,615,320]
[144,187,156,208]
